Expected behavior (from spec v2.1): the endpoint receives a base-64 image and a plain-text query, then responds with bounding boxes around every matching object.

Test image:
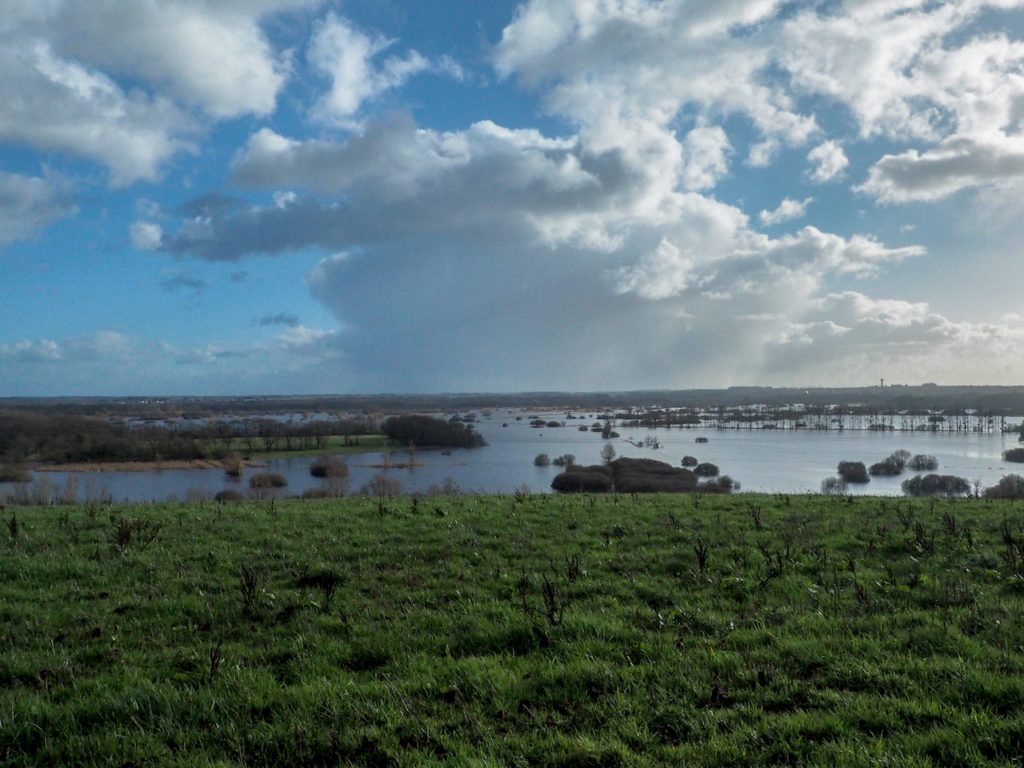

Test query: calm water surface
[6,411,1023,502]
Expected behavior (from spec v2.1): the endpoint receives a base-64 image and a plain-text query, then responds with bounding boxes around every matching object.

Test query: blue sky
[3,0,1024,396]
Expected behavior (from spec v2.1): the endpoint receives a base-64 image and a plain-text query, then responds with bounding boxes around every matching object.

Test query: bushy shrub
[609,458,698,493]
[821,477,847,495]
[983,474,1024,499]
[381,415,485,448]
[360,474,403,498]
[223,454,244,477]
[534,453,550,466]
[309,457,349,479]
[907,454,939,471]
[551,457,731,494]
[214,489,244,503]
[705,475,737,492]
[1002,448,1024,463]
[694,462,719,477]
[901,474,970,497]
[550,464,613,493]
[837,461,869,484]
[869,456,904,476]
[551,454,576,467]
[680,456,698,467]
[249,472,288,489]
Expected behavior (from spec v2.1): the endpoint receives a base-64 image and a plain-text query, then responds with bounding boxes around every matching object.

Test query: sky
[3,0,1024,396]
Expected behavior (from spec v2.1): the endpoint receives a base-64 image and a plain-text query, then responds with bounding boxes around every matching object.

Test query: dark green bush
[214,489,244,503]
[983,474,1024,499]
[309,458,349,479]
[550,465,613,493]
[907,454,939,471]
[838,461,869,484]
[382,415,485,448]
[249,472,288,489]
[1002,448,1024,463]
[869,456,903,476]
[902,474,970,497]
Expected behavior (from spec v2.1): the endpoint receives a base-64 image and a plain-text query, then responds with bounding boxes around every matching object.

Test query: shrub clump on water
[551,457,722,494]
[249,472,288,489]
[907,454,939,471]
[1002,448,1024,463]
[869,451,909,476]
[550,464,613,493]
[382,414,485,448]
[309,457,349,479]
[901,474,970,498]
[837,461,869,484]
[983,474,1024,499]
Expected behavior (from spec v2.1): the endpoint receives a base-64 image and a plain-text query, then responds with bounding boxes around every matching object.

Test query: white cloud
[762,291,1024,383]
[102,1,1024,390]
[0,170,76,246]
[47,0,317,118]
[682,126,732,190]
[807,141,848,183]
[130,221,164,251]
[0,41,192,185]
[309,14,435,126]
[0,330,133,364]
[0,0,315,184]
[858,135,1024,202]
[759,197,813,226]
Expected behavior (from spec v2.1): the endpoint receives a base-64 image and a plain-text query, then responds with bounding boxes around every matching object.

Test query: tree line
[0,410,374,465]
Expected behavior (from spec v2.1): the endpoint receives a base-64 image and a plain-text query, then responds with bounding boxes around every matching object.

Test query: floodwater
[4,411,1024,502]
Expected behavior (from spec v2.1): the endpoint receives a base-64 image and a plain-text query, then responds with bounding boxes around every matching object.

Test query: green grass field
[3,493,1024,766]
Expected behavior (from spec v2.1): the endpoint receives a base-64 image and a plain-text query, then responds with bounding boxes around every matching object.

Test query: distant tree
[223,453,244,477]
[821,477,847,495]
[360,474,403,499]
[1003,448,1024,463]
[902,474,970,497]
[534,453,550,466]
[550,465,613,493]
[907,454,939,471]
[983,474,1024,499]
[249,472,287,489]
[680,456,698,467]
[381,415,485,448]
[551,454,576,467]
[837,461,869,484]
[869,455,904,476]
[309,457,348,479]
[694,462,719,477]
[715,475,737,491]
[601,443,616,463]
